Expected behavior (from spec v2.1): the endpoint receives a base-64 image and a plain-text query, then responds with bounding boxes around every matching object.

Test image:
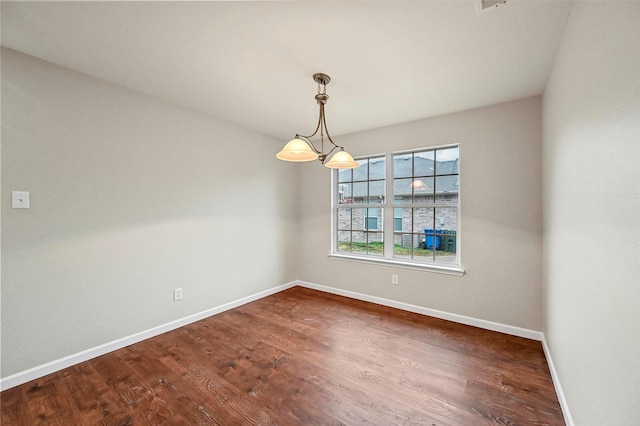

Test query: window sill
[328,253,465,276]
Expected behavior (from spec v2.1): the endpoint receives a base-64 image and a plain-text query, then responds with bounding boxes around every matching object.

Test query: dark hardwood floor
[1,286,565,425]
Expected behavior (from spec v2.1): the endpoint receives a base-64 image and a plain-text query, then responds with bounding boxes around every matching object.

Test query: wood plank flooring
[1,286,565,425]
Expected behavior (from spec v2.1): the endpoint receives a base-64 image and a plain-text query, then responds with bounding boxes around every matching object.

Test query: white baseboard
[541,335,574,426]
[297,280,544,341]
[0,282,297,391]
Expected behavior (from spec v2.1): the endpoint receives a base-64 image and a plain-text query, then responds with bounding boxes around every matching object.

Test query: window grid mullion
[411,153,415,259]
[384,153,394,259]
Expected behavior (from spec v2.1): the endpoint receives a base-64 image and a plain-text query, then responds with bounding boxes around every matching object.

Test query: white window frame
[330,144,463,276]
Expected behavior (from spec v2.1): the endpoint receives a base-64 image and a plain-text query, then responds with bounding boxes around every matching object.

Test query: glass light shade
[276,138,319,162]
[325,150,360,169]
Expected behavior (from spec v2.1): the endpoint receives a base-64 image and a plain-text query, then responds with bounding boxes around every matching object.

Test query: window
[332,145,461,274]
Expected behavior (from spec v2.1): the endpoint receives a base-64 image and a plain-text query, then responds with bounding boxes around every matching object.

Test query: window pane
[393,233,403,247]
[393,154,412,178]
[396,208,409,232]
[413,207,434,234]
[367,233,384,255]
[369,180,385,203]
[366,207,378,231]
[393,178,413,200]
[338,168,352,183]
[414,150,435,176]
[412,177,434,202]
[352,208,366,230]
[413,241,432,259]
[369,157,385,180]
[337,208,351,230]
[438,235,457,259]
[337,183,352,205]
[424,230,441,251]
[394,208,403,231]
[436,207,457,234]
[435,147,459,175]
[352,231,367,252]
[337,231,351,252]
[352,159,368,181]
[435,207,457,263]
[435,175,459,202]
[352,182,367,201]
[394,233,413,257]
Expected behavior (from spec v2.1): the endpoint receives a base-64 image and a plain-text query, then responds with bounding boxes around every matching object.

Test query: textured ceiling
[1,1,573,141]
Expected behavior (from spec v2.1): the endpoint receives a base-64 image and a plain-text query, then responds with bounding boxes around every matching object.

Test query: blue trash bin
[424,229,442,250]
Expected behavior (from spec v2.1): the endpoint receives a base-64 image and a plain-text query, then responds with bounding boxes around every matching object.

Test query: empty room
[1,1,638,425]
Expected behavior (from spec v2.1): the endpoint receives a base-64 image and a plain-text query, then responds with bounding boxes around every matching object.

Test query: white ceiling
[1,1,573,141]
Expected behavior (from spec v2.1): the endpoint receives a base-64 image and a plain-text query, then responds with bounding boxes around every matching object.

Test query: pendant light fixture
[276,73,359,169]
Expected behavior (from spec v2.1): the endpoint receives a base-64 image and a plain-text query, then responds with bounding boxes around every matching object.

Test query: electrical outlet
[173,288,183,301]
[391,274,399,285]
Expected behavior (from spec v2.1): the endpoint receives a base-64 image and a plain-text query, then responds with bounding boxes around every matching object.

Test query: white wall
[1,48,298,377]
[298,96,544,331]
[542,2,640,425]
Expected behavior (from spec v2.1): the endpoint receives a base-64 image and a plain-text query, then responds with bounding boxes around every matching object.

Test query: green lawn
[337,241,455,256]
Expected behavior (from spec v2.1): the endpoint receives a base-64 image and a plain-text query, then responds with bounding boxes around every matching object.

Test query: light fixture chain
[318,80,326,96]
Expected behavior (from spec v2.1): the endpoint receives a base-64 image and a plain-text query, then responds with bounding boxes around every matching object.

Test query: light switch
[12,191,30,209]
